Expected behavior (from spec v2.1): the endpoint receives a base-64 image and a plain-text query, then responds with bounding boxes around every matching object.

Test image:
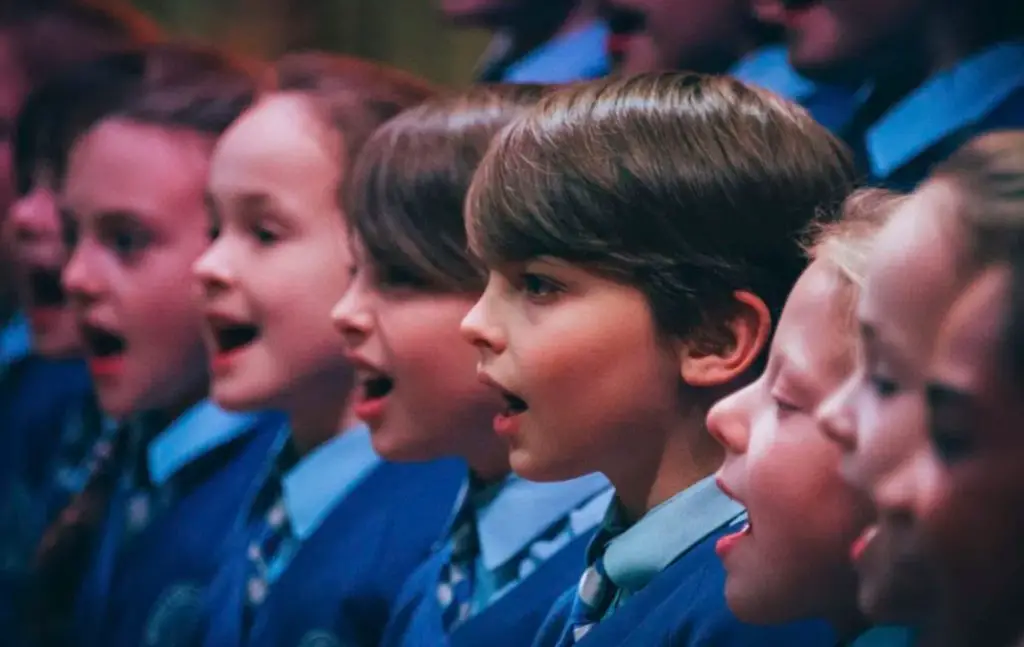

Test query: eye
[521,272,562,301]
[207,222,221,241]
[869,374,899,398]
[253,223,279,246]
[102,226,150,259]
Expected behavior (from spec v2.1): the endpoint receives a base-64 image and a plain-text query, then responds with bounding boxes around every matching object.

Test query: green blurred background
[128,0,490,86]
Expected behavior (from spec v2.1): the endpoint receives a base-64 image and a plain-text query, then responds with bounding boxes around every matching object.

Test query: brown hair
[467,72,858,346]
[0,0,160,88]
[346,83,551,293]
[268,52,439,208]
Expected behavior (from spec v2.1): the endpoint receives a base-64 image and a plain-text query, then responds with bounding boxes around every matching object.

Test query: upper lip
[715,475,744,505]
[475,368,522,400]
[203,309,253,328]
[345,351,388,380]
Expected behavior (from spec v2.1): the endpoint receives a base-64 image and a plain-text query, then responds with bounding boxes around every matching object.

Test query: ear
[680,290,772,388]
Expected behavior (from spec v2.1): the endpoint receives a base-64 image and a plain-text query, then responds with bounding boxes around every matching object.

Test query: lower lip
[354,396,388,426]
[28,306,64,331]
[89,355,126,378]
[493,412,522,437]
[715,523,751,559]
[851,524,879,562]
[211,346,252,375]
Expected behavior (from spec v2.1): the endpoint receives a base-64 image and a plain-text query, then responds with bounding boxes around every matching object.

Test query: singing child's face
[333,255,504,471]
[62,119,211,420]
[709,258,873,626]
[815,180,962,624]
[461,259,683,483]
[196,94,354,414]
[921,265,1024,646]
[5,170,81,357]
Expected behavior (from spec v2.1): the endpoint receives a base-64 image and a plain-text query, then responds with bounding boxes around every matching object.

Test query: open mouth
[82,324,126,358]
[361,374,394,402]
[501,391,528,417]
[28,268,66,307]
[606,6,645,60]
[209,317,261,355]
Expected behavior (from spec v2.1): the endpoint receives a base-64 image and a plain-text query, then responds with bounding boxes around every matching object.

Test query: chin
[509,446,582,483]
[209,382,270,413]
[368,426,434,464]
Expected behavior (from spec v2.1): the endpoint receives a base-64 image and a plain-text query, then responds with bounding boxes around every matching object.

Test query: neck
[288,373,357,457]
[465,429,512,485]
[604,406,722,523]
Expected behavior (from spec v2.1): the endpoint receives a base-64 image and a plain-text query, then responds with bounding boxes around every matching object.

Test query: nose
[331,273,373,350]
[816,373,859,453]
[459,279,506,354]
[706,387,751,454]
[192,241,234,298]
[62,242,102,308]
[8,189,58,243]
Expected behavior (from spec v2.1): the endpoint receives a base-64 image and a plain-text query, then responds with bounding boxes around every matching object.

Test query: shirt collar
[866,40,1024,179]
[729,45,818,102]
[0,312,32,376]
[502,20,610,83]
[476,471,610,571]
[147,399,265,486]
[281,424,381,540]
[850,626,916,647]
[602,476,745,593]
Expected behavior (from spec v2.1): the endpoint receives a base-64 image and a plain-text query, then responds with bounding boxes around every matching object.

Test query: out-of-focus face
[332,255,505,475]
[753,0,928,83]
[606,0,757,74]
[920,265,1024,647]
[710,259,872,627]
[0,33,27,317]
[62,119,211,420]
[439,0,539,27]
[815,180,965,624]
[196,94,354,416]
[5,170,81,357]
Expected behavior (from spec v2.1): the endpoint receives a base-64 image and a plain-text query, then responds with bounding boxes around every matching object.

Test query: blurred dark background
[128,0,490,85]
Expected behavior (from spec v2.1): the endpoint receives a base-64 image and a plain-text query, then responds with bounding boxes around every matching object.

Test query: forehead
[773,258,853,382]
[860,181,965,352]
[208,93,338,200]
[64,119,211,221]
[931,266,1010,390]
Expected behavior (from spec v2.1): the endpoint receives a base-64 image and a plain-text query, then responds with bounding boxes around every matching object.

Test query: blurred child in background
[333,83,614,647]
[193,52,464,647]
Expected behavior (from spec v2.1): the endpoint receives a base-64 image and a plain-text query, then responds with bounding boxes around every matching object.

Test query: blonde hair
[805,188,907,337]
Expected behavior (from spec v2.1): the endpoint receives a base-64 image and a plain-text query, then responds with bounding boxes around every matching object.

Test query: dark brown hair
[346,83,551,293]
[467,72,858,345]
[269,52,439,208]
[0,0,160,88]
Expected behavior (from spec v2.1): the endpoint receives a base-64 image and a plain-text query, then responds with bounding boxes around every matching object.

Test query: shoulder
[529,587,575,647]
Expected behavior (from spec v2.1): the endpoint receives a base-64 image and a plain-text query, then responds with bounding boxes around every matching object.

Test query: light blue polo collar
[147,399,264,486]
[477,471,610,571]
[866,40,1024,179]
[280,424,381,540]
[0,312,32,377]
[503,20,610,83]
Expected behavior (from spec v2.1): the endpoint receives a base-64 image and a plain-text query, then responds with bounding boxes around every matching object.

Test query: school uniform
[475,20,610,83]
[381,472,613,647]
[71,401,283,647]
[0,316,100,645]
[533,476,837,647]
[843,40,1024,190]
[729,45,861,133]
[196,424,464,647]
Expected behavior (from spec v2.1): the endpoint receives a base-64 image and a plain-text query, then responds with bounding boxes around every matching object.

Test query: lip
[715,522,752,559]
[88,355,126,379]
[476,369,528,437]
[850,523,879,563]
[714,475,744,505]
